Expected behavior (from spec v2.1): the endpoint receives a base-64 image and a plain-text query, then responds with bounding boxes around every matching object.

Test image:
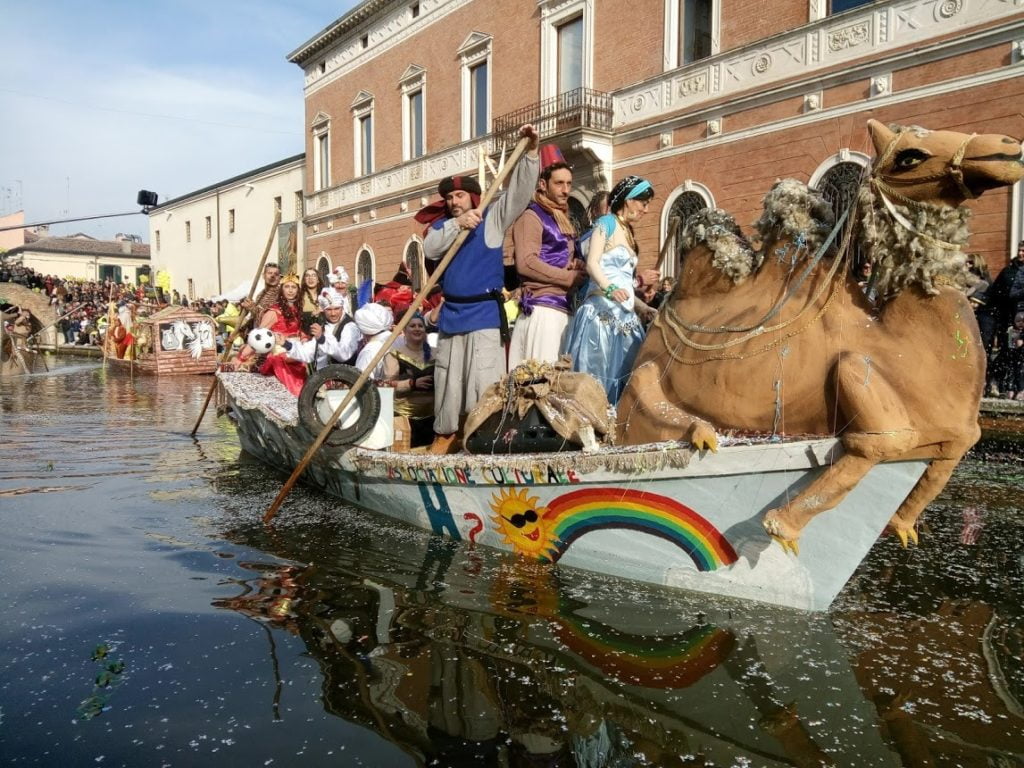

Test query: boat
[219,370,930,612]
[106,305,218,375]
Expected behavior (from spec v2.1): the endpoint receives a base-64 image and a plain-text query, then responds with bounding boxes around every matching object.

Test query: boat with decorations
[218,370,929,612]
[106,305,218,375]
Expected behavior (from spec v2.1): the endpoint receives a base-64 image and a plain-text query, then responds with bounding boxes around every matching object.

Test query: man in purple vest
[419,124,539,454]
[508,145,586,368]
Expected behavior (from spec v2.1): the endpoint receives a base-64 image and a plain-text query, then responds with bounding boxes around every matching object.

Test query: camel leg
[616,360,717,450]
[887,423,979,543]
[763,358,918,551]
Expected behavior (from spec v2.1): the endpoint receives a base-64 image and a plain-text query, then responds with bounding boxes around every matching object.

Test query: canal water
[1,360,1022,767]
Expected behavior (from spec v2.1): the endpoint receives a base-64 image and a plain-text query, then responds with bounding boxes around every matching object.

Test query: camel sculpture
[617,120,1024,552]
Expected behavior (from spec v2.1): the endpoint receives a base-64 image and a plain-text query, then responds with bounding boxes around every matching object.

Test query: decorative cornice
[296,0,476,96]
[612,0,1023,129]
[306,135,495,220]
[611,63,1022,173]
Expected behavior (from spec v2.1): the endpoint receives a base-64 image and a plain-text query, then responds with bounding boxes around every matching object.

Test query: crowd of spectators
[0,262,239,350]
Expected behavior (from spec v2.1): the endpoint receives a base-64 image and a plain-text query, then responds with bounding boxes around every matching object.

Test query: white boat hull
[221,372,927,611]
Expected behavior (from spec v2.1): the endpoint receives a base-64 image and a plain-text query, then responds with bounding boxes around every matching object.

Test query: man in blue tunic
[419,124,539,454]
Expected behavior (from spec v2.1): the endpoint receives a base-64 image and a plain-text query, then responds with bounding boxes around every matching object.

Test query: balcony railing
[493,87,613,147]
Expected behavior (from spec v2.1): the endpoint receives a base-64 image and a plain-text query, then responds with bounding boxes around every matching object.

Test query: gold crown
[280,273,301,286]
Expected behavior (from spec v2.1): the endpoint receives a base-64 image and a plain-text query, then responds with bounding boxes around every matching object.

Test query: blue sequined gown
[562,243,645,405]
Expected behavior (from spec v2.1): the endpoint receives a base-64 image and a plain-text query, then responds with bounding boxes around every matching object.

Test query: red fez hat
[539,144,567,171]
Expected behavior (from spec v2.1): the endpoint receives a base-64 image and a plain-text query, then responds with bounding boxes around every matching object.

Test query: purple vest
[521,202,573,314]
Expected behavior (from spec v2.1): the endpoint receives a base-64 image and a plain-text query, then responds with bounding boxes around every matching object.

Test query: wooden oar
[263,134,533,524]
[190,209,282,436]
[655,216,682,274]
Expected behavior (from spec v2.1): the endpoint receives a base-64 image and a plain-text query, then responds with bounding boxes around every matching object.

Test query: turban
[354,303,393,336]
[328,265,350,284]
[318,288,345,310]
[438,175,481,197]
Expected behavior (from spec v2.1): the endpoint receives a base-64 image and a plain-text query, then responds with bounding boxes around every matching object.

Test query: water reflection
[211,505,1024,767]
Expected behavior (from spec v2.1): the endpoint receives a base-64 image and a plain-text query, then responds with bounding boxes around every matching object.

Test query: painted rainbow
[543,487,739,571]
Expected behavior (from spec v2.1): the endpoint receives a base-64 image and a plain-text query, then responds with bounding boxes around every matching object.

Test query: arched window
[567,197,588,236]
[356,247,375,288]
[810,152,871,273]
[660,182,714,278]
[404,239,424,291]
[316,253,331,284]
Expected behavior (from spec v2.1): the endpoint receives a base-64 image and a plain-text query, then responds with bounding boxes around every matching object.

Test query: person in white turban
[354,303,394,380]
[325,266,352,316]
[282,291,360,370]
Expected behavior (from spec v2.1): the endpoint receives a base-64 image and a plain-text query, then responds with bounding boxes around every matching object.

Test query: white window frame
[311,111,331,191]
[807,149,872,190]
[403,235,426,291]
[400,65,427,162]
[660,180,716,279]
[539,0,594,101]
[458,32,492,142]
[352,91,375,177]
[663,0,720,71]
[355,244,377,287]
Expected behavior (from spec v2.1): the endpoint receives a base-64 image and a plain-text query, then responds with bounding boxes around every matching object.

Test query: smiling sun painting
[489,487,739,570]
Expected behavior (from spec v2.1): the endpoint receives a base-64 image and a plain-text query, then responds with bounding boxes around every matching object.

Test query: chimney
[121,240,132,255]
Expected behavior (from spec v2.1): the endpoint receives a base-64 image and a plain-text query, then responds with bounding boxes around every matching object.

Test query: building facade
[288,0,1024,287]
[4,234,151,284]
[147,155,305,300]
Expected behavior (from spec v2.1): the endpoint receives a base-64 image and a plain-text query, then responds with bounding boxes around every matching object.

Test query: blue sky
[1,0,359,240]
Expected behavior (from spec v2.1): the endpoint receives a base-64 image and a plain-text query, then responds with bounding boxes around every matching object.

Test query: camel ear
[867,119,896,155]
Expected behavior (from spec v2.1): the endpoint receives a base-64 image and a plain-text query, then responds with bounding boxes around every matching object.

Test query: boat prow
[219,371,927,611]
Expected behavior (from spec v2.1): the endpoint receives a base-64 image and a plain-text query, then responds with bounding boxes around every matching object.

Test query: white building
[4,234,150,284]
[147,155,305,300]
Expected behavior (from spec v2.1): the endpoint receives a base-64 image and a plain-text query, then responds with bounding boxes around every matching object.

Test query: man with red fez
[508,144,586,368]
[415,123,540,454]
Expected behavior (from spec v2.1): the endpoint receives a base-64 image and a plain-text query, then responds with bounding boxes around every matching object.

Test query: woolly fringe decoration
[219,372,299,427]
[678,208,755,283]
[858,185,974,299]
[754,179,836,262]
[351,441,697,477]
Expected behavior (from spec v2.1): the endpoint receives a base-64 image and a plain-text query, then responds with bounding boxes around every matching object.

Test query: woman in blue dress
[564,175,655,405]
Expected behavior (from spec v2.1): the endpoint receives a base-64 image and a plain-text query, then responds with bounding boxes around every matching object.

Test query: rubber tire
[298,364,382,447]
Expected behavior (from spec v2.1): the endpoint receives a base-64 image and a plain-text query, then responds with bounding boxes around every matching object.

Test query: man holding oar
[416,124,540,454]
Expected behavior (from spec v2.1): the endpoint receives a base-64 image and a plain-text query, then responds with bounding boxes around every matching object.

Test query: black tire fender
[297,364,381,447]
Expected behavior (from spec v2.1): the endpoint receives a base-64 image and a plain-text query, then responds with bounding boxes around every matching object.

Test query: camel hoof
[763,513,800,555]
[894,526,919,548]
[770,535,800,556]
[690,423,719,453]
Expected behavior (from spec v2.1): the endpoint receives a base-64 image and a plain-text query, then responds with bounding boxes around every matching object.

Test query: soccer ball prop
[247,328,275,355]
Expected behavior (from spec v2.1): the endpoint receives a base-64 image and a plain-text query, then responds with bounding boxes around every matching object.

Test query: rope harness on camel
[652,200,856,360]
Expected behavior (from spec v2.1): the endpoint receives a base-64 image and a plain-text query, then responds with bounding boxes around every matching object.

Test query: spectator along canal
[1,358,1022,766]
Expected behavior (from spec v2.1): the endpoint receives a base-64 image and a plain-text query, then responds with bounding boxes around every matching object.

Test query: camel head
[868,120,1024,208]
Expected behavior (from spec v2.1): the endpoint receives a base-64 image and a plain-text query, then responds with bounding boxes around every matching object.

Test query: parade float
[106,304,218,375]
[217,120,1024,611]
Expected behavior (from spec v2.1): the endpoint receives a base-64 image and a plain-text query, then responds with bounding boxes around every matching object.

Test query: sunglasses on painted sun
[503,509,539,528]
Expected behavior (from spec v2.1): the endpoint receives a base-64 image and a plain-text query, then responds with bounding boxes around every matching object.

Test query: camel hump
[755,179,838,253]
[678,179,840,284]
[678,208,756,282]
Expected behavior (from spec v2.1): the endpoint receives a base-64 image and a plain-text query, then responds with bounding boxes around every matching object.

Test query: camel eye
[893,148,930,170]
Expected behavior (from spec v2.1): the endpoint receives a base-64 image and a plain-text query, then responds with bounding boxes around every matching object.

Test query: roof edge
[149,153,305,213]
[286,0,394,66]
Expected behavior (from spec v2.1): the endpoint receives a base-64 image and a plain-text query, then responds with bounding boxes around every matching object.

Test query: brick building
[288,0,1024,288]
